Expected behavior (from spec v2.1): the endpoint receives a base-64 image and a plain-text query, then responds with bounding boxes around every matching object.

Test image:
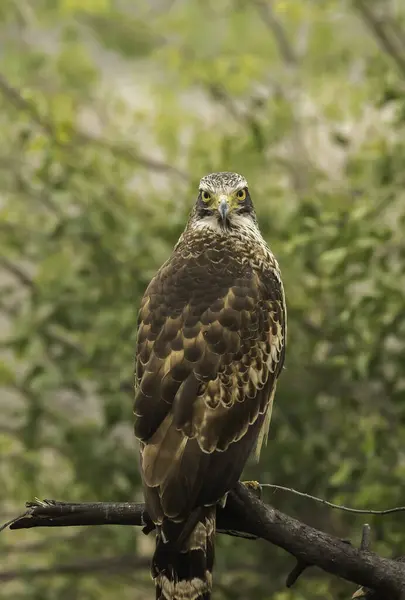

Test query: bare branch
[352,529,405,600]
[3,484,405,597]
[230,484,405,597]
[0,511,30,533]
[7,498,147,530]
[260,483,405,515]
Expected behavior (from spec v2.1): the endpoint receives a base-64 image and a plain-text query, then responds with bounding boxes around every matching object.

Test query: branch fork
[2,483,405,598]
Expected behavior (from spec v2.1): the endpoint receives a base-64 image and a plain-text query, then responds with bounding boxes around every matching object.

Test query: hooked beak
[218,197,229,223]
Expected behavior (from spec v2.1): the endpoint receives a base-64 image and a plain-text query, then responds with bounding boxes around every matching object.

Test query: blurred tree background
[1,0,405,598]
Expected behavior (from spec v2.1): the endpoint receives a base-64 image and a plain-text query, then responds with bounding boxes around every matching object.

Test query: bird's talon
[242,480,262,498]
[142,523,155,535]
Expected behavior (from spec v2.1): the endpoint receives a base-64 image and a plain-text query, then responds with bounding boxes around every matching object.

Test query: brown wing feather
[134,248,285,521]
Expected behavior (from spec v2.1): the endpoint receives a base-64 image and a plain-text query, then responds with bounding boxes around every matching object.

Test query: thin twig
[261,483,405,515]
[0,511,30,533]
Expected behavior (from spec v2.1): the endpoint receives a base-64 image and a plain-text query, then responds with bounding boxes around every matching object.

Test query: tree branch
[261,483,405,515]
[3,484,405,597]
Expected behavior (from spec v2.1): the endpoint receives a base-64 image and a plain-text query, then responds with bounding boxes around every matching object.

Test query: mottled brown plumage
[134,172,286,600]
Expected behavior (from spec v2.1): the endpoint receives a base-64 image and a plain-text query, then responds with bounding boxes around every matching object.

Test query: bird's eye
[237,188,247,201]
[201,191,211,202]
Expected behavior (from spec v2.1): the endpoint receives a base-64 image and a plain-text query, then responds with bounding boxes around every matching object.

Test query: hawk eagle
[134,172,286,599]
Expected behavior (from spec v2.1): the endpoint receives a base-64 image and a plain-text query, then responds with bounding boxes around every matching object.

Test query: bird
[134,171,286,600]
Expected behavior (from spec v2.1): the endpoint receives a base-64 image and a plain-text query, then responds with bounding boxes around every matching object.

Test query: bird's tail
[152,506,216,600]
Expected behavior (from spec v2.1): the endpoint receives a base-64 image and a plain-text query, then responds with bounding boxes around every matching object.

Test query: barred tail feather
[152,507,216,600]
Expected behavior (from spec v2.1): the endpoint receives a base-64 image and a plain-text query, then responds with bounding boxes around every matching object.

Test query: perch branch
[3,484,405,597]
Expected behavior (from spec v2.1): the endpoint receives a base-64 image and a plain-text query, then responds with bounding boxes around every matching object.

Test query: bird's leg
[175,507,204,550]
[141,507,156,535]
[218,481,261,509]
[241,480,262,499]
[217,482,261,513]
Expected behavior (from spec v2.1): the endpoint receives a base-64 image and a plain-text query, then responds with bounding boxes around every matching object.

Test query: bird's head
[191,172,256,231]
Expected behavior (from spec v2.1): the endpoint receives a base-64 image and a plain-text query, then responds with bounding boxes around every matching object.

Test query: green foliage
[1,1,405,598]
